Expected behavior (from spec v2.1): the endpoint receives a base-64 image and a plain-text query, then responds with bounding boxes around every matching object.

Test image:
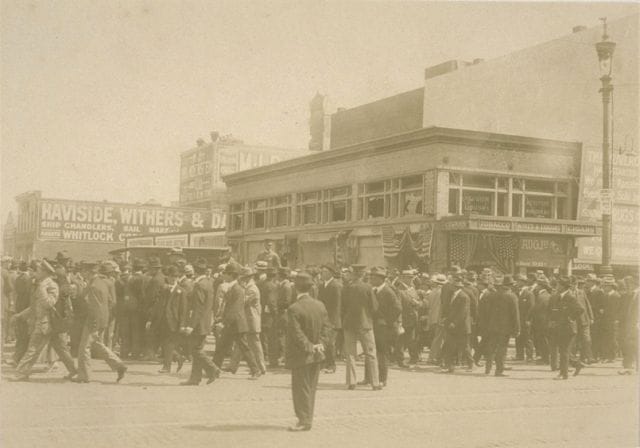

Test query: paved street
[1,346,637,448]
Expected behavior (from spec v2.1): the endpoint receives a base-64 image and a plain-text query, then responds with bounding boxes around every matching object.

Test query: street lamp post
[595,18,616,276]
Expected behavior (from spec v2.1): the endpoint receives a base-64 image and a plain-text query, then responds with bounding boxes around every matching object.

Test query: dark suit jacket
[587,286,606,322]
[342,279,377,331]
[374,284,401,327]
[285,294,330,369]
[222,282,249,334]
[161,284,189,333]
[476,288,496,335]
[85,275,112,331]
[548,290,583,337]
[444,288,471,335]
[14,272,33,314]
[188,276,215,335]
[258,279,278,327]
[575,288,593,328]
[144,270,165,320]
[318,278,343,330]
[487,287,520,336]
[517,286,535,323]
[277,280,293,315]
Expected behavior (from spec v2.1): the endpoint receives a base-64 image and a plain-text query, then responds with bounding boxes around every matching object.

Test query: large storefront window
[358,174,425,220]
[249,199,267,229]
[270,195,291,227]
[359,181,389,219]
[449,173,571,219]
[297,191,320,225]
[229,203,244,231]
[323,187,351,223]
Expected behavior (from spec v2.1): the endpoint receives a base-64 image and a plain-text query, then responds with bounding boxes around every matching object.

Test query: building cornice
[223,126,581,186]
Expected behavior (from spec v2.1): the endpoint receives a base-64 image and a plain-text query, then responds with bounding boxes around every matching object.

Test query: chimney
[573,25,587,33]
[196,138,206,147]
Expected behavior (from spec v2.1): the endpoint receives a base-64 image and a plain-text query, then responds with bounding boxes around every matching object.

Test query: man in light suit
[341,264,380,390]
[227,266,267,374]
[13,260,77,381]
[286,271,331,432]
[317,263,342,373]
[73,261,127,383]
[213,262,261,380]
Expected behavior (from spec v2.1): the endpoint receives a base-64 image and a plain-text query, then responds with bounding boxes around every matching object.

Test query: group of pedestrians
[1,251,638,431]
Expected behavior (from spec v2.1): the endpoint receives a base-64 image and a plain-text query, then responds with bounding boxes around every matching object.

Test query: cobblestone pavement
[1,349,637,448]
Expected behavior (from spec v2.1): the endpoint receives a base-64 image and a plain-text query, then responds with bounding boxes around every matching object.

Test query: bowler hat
[165,265,180,277]
[295,270,314,283]
[148,257,162,269]
[240,266,255,277]
[223,262,243,276]
[501,275,515,287]
[322,263,338,275]
[99,261,116,275]
[369,266,388,278]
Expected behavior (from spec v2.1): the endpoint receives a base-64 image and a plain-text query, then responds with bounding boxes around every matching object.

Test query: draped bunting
[484,234,516,274]
[449,233,517,274]
[381,224,434,260]
[449,233,479,268]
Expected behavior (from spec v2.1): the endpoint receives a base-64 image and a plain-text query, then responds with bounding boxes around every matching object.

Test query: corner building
[224,127,599,273]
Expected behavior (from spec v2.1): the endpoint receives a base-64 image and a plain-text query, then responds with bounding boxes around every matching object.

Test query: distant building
[313,15,638,272]
[179,132,305,210]
[7,191,226,261]
[224,126,599,273]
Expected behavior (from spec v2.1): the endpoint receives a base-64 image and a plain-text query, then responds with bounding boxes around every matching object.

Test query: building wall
[226,140,578,203]
[330,88,424,149]
[421,15,639,265]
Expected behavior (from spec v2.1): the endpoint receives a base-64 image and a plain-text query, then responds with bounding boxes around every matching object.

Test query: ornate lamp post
[595,18,616,276]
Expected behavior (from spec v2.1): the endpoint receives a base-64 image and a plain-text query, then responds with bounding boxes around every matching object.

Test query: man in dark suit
[73,261,127,383]
[484,275,520,376]
[442,275,471,373]
[286,271,331,432]
[342,264,380,390]
[317,263,342,373]
[181,258,221,386]
[213,262,261,380]
[572,277,594,364]
[12,262,33,364]
[142,257,164,360]
[368,267,401,386]
[152,265,188,373]
[548,277,585,380]
[515,274,534,362]
[119,258,145,360]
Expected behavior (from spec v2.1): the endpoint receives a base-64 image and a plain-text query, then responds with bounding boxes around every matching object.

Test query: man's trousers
[343,328,379,387]
[77,325,124,381]
[16,330,76,378]
[291,362,322,426]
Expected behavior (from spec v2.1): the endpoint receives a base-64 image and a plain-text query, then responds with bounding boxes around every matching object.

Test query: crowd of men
[1,248,638,430]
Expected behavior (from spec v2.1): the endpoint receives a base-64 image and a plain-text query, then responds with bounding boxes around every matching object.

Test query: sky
[1,1,638,225]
